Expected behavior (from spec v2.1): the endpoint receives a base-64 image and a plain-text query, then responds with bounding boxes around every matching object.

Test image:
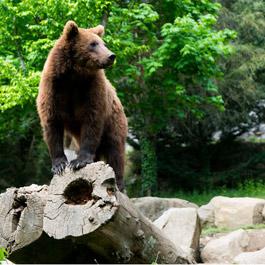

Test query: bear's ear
[63,21,78,39]
[91,25,105,37]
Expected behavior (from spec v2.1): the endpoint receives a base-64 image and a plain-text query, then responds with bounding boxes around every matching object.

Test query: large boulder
[201,229,249,263]
[131,196,198,221]
[200,228,265,260]
[153,208,201,260]
[247,229,265,252]
[198,202,215,227]
[199,196,265,229]
[234,247,265,264]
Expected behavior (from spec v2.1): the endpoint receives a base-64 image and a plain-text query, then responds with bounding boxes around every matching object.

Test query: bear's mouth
[101,60,114,69]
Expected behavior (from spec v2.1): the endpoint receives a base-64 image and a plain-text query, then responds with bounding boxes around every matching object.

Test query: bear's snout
[102,53,116,68]
[108,54,116,62]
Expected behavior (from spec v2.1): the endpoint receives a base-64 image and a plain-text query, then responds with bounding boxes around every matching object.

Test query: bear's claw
[69,157,93,171]
[51,157,68,175]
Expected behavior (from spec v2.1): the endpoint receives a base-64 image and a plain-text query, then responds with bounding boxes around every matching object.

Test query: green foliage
[140,136,157,195]
[0,0,235,192]
[143,12,235,120]
[204,0,265,139]
[159,179,265,206]
[0,248,7,262]
[109,1,235,194]
[127,138,265,197]
[133,0,265,194]
[0,66,39,112]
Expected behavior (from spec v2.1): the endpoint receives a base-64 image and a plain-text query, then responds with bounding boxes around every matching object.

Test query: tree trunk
[0,162,194,264]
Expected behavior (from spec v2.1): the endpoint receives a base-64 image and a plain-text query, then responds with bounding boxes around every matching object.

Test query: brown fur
[37,21,128,190]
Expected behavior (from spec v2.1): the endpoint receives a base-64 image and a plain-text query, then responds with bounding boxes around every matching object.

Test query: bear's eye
[90,42,98,48]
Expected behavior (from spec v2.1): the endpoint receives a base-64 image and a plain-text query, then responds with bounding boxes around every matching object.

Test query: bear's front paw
[69,154,94,171]
[51,157,68,175]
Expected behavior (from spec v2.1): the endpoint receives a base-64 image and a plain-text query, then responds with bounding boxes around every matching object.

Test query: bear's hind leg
[104,143,125,191]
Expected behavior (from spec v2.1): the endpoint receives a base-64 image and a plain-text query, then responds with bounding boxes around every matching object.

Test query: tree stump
[0,162,194,264]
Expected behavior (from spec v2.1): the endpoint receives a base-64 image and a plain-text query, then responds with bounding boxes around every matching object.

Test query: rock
[211,196,265,229]
[200,233,227,250]
[201,229,249,263]
[200,228,265,256]
[64,148,77,161]
[246,229,265,252]
[259,123,265,133]
[198,202,215,227]
[2,260,15,265]
[154,208,201,260]
[131,196,198,221]
[233,246,265,264]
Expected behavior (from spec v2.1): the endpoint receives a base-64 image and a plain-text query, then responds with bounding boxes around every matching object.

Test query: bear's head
[62,21,116,70]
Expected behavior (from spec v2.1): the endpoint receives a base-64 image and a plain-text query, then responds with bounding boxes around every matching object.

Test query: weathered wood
[0,162,194,264]
[45,162,194,263]
[0,184,48,253]
[0,183,96,264]
[44,162,118,239]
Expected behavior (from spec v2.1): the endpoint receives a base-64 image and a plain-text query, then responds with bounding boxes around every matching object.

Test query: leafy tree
[112,0,235,194]
[215,0,265,139]
[146,0,265,194]
[173,0,265,147]
[0,0,235,194]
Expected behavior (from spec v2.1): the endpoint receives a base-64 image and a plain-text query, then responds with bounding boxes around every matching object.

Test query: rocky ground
[132,196,265,264]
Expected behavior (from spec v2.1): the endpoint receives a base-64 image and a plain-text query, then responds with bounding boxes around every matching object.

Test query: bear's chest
[54,76,94,121]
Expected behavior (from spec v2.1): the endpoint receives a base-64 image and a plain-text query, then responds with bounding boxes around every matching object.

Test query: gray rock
[234,246,265,264]
[200,228,265,255]
[247,229,265,252]
[154,207,201,261]
[131,196,198,221]
[209,196,265,229]
[1,260,15,265]
[198,202,215,228]
[201,229,249,263]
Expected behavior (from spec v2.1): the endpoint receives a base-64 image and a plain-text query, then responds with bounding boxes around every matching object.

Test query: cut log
[0,162,194,264]
[0,184,48,253]
[0,184,69,263]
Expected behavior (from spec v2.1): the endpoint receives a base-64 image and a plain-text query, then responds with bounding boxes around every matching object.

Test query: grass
[158,180,265,206]
[202,223,265,236]
[159,179,265,236]
[243,136,265,144]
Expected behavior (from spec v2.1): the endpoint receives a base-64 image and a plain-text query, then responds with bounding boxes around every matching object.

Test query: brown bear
[37,21,128,190]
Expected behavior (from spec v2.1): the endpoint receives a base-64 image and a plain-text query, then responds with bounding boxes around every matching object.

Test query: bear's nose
[109,54,116,61]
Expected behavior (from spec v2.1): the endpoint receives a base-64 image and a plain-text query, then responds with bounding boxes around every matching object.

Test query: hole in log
[63,178,93,205]
[107,187,115,196]
[102,178,116,196]
[12,194,27,232]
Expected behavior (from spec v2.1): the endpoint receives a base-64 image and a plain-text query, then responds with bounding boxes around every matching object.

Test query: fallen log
[0,162,194,264]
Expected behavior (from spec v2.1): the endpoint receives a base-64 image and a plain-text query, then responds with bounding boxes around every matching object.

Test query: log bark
[0,162,194,264]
